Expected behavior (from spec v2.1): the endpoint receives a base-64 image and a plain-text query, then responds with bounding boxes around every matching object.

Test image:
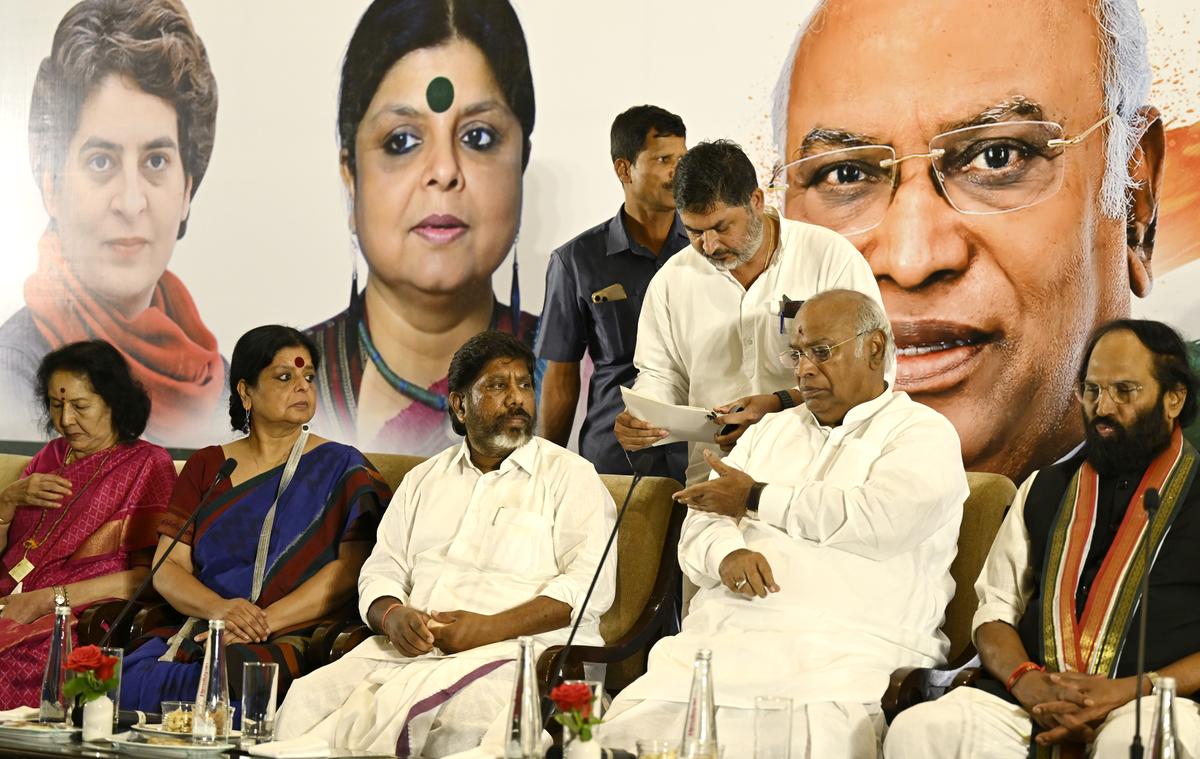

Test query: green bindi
[426,76,454,113]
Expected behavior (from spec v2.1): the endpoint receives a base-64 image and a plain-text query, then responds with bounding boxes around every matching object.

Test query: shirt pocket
[588,295,642,363]
[478,507,556,575]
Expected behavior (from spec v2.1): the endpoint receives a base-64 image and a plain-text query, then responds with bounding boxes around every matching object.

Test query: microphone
[540,452,655,726]
[98,458,237,648]
[1129,487,1160,759]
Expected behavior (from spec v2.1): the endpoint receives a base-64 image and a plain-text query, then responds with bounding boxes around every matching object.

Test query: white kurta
[631,209,884,484]
[276,437,617,757]
[602,390,966,754]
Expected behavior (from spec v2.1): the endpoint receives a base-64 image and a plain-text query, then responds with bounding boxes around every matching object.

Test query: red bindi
[58,388,66,395]
[294,356,305,368]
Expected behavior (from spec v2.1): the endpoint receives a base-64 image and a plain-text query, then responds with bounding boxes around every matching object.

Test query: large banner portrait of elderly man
[0,0,224,447]
[770,0,1200,483]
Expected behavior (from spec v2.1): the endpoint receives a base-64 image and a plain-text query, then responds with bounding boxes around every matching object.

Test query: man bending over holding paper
[602,290,966,756]
[274,331,617,758]
[614,140,883,485]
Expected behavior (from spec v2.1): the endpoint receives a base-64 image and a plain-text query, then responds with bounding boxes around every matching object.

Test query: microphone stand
[97,459,237,648]
[1130,487,1160,759]
[540,453,653,726]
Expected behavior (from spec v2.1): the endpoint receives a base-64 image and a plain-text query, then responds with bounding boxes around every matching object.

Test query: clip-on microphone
[1129,486,1160,759]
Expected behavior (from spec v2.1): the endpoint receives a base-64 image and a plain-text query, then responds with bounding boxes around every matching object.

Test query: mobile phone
[718,406,745,437]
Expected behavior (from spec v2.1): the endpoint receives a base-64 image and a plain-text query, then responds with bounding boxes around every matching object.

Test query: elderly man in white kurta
[602,291,966,756]
[274,332,616,759]
[614,140,885,486]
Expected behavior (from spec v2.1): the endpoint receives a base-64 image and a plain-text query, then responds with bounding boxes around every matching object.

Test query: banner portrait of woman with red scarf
[0,0,224,447]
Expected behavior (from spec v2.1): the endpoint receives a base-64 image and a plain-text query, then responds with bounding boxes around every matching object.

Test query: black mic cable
[1129,486,1160,759]
[540,451,655,725]
[98,458,237,648]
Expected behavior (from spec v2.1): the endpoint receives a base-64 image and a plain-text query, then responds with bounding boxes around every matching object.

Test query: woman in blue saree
[122,325,391,709]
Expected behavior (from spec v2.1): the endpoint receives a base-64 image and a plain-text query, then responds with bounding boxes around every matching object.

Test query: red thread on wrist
[379,602,404,631]
[1006,661,1044,692]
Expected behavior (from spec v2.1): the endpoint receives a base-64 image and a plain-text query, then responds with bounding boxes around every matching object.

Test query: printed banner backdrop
[0,0,1196,483]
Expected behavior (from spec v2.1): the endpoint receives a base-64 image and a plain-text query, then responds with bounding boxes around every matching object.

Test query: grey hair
[770,0,1151,220]
[808,289,896,374]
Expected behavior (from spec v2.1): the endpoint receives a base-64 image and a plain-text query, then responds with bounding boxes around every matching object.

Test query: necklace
[357,320,449,412]
[8,446,115,584]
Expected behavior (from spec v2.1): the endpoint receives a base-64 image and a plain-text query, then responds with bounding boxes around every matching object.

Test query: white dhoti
[884,686,1200,759]
[275,637,526,758]
[599,696,884,757]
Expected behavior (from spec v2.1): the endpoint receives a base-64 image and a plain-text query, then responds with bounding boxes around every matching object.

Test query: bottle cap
[695,648,712,661]
[54,605,71,615]
[209,619,225,630]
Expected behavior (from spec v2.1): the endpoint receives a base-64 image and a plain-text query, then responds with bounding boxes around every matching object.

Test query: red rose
[65,645,119,682]
[95,653,119,683]
[65,645,105,674]
[550,683,594,719]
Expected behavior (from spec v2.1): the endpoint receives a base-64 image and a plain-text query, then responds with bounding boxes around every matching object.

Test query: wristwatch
[745,482,767,513]
[775,389,797,410]
[53,585,69,609]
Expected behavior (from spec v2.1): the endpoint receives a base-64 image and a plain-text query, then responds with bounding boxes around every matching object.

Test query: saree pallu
[121,442,388,711]
[0,438,176,708]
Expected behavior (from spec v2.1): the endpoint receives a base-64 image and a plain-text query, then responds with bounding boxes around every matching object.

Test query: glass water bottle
[680,649,719,759]
[193,619,231,742]
[38,605,73,723]
[504,636,543,758]
[1148,676,1180,759]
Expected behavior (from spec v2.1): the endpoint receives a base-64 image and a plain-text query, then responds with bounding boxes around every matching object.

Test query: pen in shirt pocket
[771,295,804,334]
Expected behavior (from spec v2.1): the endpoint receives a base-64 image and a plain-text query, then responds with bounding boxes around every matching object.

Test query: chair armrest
[130,602,183,641]
[950,666,982,690]
[882,666,934,723]
[327,624,374,665]
[77,600,139,647]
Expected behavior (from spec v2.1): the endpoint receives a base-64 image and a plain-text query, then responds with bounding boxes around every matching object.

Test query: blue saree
[121,441,388,711]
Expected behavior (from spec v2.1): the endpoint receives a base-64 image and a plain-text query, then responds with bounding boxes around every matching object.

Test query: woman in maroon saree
[122,326,390,710]
[0,340,176,708]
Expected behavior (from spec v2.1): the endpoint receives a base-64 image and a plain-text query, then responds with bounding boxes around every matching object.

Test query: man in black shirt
[535,105,688,479]
[886,319,1200,758]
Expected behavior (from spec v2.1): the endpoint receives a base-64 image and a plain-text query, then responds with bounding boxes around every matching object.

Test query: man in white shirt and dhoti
[601,290,967,756]
[274,331,617,758]
[614,140,885,486]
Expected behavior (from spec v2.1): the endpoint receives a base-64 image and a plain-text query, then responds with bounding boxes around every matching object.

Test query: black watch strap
[746,481,767,512]
[775,389,797,410]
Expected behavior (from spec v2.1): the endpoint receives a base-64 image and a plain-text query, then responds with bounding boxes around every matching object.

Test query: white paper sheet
[619,386,719,445]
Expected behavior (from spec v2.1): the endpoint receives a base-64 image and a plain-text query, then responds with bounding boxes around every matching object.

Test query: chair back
[364,452,426,493]
[0,453,30,491]
[942,471,1017,664]
[596,475,681,645]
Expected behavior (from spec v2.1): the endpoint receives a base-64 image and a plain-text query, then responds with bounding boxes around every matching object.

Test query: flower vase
[82,697,114,741]
[565,734,602,759]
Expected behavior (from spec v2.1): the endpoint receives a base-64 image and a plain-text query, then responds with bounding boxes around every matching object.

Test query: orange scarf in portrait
[23,230,224,441]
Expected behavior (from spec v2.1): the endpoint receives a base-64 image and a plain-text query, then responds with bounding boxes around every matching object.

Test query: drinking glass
[240,662,279,746]
[637,739,678,758]
[753,696,792,759]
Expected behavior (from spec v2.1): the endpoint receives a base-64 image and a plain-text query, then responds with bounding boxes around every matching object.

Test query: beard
[704,210,764,272]
[467,405,535,455]
[1084,394,1173,476]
